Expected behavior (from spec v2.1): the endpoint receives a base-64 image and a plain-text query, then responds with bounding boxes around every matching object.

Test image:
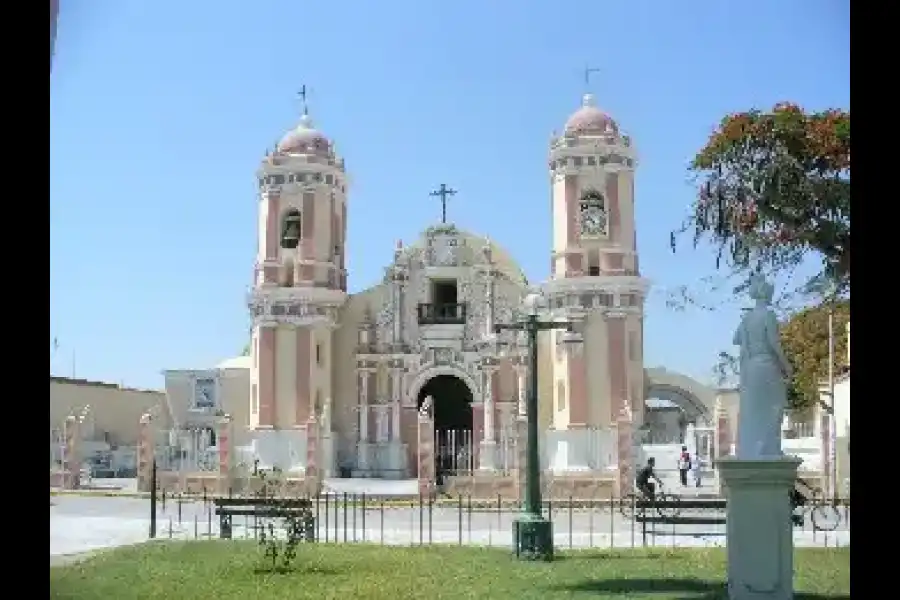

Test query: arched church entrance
[417,375,474,479]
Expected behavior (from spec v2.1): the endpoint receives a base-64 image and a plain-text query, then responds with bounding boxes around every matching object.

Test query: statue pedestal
[717,456,801,600]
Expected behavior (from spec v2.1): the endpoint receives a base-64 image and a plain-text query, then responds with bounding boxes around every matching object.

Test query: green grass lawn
[50,541,850,600]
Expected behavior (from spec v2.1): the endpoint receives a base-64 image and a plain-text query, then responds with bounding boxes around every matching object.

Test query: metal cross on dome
[429,184,457,224]
[297,85,309,116]
[583,66,600,91]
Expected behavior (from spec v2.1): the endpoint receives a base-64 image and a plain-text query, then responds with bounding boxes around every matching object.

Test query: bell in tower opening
[280,209,302,249]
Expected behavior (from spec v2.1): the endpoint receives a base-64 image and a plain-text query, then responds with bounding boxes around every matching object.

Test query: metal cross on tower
[429,184,457,224]
[583,66,601,91]
[298,85,309,116]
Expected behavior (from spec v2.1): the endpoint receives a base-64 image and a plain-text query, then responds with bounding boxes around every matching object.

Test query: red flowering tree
[672,103,851,295]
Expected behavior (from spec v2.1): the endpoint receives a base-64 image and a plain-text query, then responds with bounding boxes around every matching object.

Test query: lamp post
[494,292,582,562]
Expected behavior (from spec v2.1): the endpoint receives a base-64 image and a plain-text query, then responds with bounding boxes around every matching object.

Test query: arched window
[280,209,302,249]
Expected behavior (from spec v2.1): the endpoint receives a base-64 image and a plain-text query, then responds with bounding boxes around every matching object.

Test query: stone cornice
[540,275,651,296]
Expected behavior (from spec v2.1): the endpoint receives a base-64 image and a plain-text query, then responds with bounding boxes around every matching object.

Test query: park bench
[633,498,726,544]
[213,497,316,541]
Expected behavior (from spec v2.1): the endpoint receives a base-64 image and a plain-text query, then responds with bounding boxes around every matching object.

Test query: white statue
[733,274,793,460]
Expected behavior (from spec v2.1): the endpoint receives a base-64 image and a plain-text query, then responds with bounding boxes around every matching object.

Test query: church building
[164,90,654,487]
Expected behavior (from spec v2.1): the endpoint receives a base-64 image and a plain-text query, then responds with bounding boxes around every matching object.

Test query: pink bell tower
[247,94,348,475]
[544,86,649,454]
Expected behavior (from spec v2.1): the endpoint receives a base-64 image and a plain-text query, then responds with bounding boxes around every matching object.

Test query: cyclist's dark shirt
[636,465,654,486]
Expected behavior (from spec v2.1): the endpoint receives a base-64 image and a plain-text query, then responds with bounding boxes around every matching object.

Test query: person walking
[691,456,703,488]
[678,446,692,487]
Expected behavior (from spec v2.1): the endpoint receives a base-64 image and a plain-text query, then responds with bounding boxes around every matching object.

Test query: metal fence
[154,428,218,473]
[148,491,851,550]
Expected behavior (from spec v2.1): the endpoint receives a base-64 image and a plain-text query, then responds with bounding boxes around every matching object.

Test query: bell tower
[550,92,639,279]
[544,89,648,452]
[247,97,348,473]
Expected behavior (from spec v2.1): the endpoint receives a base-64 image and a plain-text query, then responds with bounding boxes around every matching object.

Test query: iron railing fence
[148,490,851,550]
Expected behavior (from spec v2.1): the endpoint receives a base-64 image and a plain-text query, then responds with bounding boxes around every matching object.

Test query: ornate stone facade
[150,92,744,498]
[229,92,656,487]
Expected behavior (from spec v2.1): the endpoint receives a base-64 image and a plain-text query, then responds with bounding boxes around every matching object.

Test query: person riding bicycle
[635,457,663,500]
[790,477,814,526]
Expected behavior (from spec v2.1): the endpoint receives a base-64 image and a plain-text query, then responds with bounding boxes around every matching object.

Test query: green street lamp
[494,292,582,562]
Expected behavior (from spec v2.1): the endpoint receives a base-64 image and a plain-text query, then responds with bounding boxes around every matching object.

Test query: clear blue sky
[50,0,849,390]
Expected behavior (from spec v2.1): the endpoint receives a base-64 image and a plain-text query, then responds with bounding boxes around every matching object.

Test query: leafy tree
[242,343,250,356]
[779,300,850,410]
[672,103,850,297]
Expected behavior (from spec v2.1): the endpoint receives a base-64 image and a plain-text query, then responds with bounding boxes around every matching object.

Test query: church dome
[564,93,618,136]
[277,114,332,156]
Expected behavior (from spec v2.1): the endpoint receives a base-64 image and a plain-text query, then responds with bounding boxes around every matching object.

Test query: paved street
[51,494,849,557]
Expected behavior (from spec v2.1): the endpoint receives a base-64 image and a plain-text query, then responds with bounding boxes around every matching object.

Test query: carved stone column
[615,408,634,496]
[369,363,409,478]
[356,369,373,473]
[479,367,498,471]
[217,414,233,495]
[372,405,387,443]
[482,369,497,442]
[136,413,154,493]
[305,415,321,494]
[63,414,80,490]
[390,369,403,441]
[515,363,527,418]
[478,350,500,471]
[417,406,436,497]
[497,403,515,472]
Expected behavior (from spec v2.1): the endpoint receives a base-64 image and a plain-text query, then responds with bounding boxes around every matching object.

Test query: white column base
[546,429,598,473]
[717,456,801,600]
[320,434,336,478]
[478,439,497,471]
[353,442,407,479]
[353,441,372,476]
[250,429,307,474]
[381,442,408,479]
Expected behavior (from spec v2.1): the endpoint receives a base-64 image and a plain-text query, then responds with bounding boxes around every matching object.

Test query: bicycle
[620,484,682,520]
[790,479,844,532]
